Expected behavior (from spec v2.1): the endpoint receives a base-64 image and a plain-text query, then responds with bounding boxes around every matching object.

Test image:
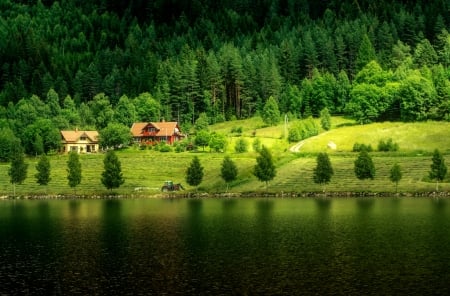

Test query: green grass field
[1,117,449,196]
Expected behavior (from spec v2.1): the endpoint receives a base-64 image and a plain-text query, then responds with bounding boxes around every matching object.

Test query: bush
[378,138,399,152]
[231,126,243,134]
[234,138,248,153]
[287,118,319,143]
[353,143,373,152]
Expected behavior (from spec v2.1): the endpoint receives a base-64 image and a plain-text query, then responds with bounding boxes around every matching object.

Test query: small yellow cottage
[61,129,99,153]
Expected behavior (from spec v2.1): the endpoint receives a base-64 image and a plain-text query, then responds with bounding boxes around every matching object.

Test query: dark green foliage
[389,163,402,192]
[234,138,248,153]
[9,145,28,186]
[0,0,449,128]
[186,156,203,188]
[35,154,51,186]
[313,152,334,187]
[429,149,447,191]
[0,128,21,162]
[378,138,399,152]
[353,143,373,152]
[354,150,376,180]
[101,150,125,190]
[221,156,238,190]
[67,152,82,190]
[253,146,276,189]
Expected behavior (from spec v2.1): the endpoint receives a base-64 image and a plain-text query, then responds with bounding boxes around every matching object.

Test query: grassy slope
[1,117,449,196]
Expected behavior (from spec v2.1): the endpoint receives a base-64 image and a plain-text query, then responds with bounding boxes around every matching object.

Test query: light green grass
[300,121,450,154]
[1,118,450,196]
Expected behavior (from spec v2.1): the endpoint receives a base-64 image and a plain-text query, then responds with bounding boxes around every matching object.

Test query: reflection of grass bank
[1,118,450,196]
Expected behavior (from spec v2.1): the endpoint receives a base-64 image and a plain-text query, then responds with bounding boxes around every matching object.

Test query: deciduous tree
[253,146,276,190]
[429,149,447,192]
[389,163,402,193]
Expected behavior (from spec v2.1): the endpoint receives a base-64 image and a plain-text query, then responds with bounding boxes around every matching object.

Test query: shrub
[378,138,399,152]
[231,126,243,134]
[287,118,319,143]
[234,138,248,153]
[353,143,373,152]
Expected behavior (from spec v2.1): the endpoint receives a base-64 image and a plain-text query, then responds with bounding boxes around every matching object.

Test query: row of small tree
[8,149,124,197]
[7,146,448,196]
[313,149,448,192]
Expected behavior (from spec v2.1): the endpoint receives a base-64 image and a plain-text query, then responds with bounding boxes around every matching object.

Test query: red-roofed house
[131,122,184,145]
[61,130,99,153]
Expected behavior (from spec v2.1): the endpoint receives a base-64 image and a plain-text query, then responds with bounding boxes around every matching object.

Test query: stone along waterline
[1,197,450,295]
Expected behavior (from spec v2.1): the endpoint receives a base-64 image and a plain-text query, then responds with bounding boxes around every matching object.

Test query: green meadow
[1,117,450,196]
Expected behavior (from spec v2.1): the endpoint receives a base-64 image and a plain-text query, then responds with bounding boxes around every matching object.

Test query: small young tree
[35,154,51,186]
[354,150,375,180]
[320,107,331,131]
[221,156,238,191]
[252,137,262,152]
[261,96,281,126]
[67,151,82,193]
[389,163,402,193]
[209,132,227,152]
[313,152,334,192]
[253,146,276,190]
[186,156,204,190]
[195,130,210,151]
[101,150,125,191]
[8,145,28,197]
[234,137,248,153]
[429,149,447,191]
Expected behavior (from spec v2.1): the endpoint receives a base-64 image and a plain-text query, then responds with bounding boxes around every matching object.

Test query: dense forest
[0,0,449,155]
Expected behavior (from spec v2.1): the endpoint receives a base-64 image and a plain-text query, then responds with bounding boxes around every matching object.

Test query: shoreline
[2,191,450,200]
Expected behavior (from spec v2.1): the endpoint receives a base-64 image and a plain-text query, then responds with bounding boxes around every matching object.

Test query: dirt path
[289,140,305,152]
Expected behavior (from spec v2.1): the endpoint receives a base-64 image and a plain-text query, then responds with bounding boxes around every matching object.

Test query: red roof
[130,122,182,137]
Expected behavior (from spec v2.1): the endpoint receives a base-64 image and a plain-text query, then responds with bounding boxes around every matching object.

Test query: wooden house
[131,122,184,145]
[61,130,99,153]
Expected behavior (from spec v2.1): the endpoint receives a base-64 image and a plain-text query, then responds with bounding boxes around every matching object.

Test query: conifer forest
[0,0,449,155]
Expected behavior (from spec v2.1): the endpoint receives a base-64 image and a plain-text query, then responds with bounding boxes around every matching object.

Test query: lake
[1,197,450,295]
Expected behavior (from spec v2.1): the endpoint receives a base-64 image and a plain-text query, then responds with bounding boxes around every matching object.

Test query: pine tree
[220,156,238,191]
[67,151,82,193]
[35,154,51,186]
[186,156,204,190]
[313,152,334,192]
[261,96,281,126]
[253,146,276,190]
[356,34,377,71]
[320,107,331,131]
[101,150,125,191]
[8,145,28,197]
[389,163,402,193]
[429,149,447,192]
[354,150,375,180]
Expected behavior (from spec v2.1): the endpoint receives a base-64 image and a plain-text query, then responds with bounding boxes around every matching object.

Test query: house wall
[63,142,99,153]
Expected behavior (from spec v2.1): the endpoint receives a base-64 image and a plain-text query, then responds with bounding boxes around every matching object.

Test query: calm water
[1,197,450,295]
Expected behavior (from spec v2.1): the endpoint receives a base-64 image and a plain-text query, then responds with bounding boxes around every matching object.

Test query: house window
[147,127,156,132]
[80,136,87,141]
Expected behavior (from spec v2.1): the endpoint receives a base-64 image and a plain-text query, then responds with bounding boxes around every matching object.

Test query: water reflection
[1,198,450,295]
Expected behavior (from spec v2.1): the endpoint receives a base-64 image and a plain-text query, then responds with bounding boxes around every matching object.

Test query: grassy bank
[1,117,449,197]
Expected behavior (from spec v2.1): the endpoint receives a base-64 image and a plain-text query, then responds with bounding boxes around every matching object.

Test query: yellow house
[61,130,99,153]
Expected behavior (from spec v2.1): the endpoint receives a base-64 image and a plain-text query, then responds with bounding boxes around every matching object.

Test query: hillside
[1,118,449,197]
